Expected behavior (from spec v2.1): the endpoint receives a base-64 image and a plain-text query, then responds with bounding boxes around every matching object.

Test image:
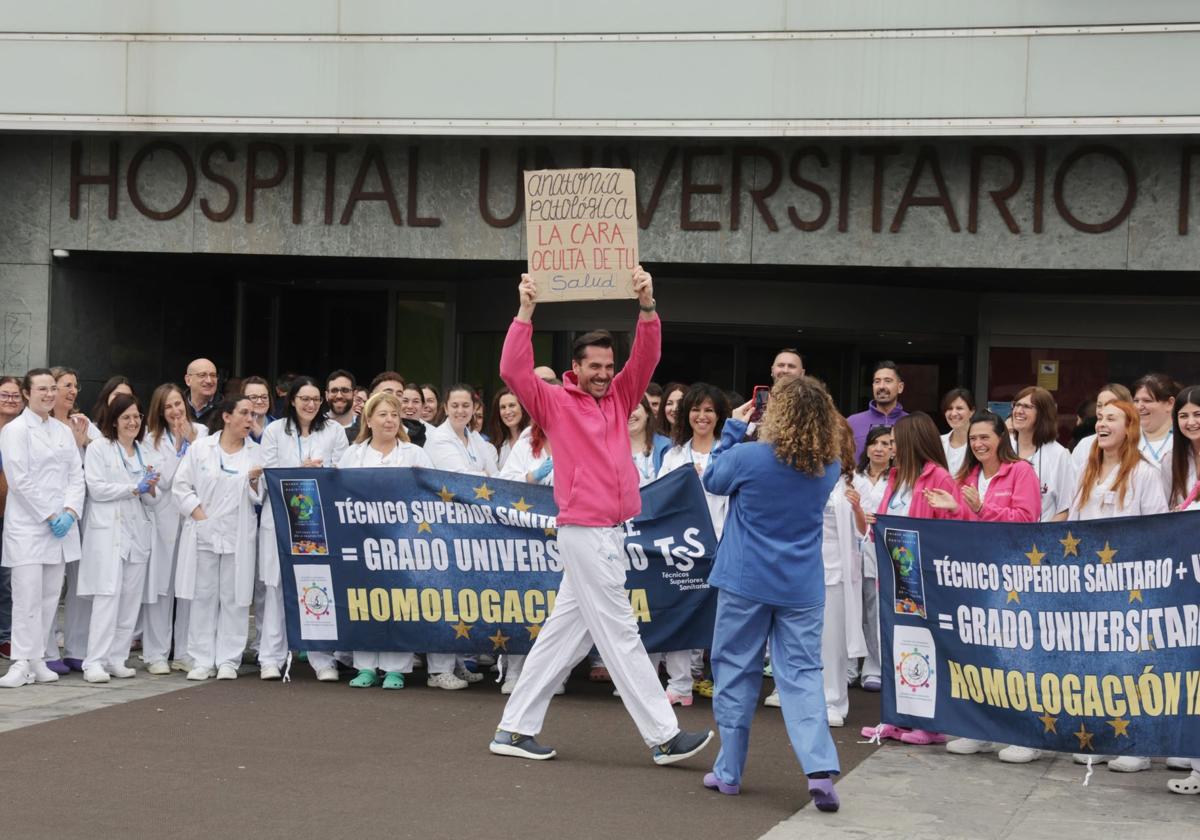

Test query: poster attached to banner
[875,511,1200,758]
[523,167,639,302]
[265,465,717,657]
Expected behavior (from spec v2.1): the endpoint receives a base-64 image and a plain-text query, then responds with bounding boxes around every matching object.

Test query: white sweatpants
[258,583,288,669]
[84,552,149,672]
[10,563,66,662]
[821,583,849,718]
[187,550,249,670]
[61,560,91,661]
[352,651,414,672]
[499,525,679,747]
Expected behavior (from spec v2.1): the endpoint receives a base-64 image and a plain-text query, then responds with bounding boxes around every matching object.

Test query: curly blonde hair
[758,376,841,476]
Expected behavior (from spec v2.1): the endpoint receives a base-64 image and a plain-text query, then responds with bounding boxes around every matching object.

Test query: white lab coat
[1069,458,1168,520]
[424,421,498,477]
[852,471,889,578]
[498,435,553,485]
[659,441,728,539]
[0,408,84,567]
[172,435,263,608]
[78,438,158,597]
[1013,438,1076,521]
[940,432,968,479]
[142,423,209,603]
[338,440,433,470]
[257,419,349,587]
[821,479,867,657]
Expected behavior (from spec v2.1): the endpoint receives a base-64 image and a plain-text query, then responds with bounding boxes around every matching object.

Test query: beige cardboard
[524,167,639,302]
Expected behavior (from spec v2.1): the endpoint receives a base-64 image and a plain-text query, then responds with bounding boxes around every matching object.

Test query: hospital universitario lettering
[67,138,1200,236]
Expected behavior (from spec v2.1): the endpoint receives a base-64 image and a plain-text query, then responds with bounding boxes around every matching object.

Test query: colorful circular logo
[289,493,315,521]
[891,544,915,577]
[896,648,932,692]
[300,584,331,620]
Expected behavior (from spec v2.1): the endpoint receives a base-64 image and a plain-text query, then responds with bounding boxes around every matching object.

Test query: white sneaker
[427,671,468,690]
[1108,755,1151,773]
[108,663,136,679]
[84,666,111,683]
[315,667,339,682]
[500,678,518,695]
[763,689,781,707]
[260,665,282,680]
[0,661,34,688]
[146,661,171,676]
[31,660,60,683]
[1073,753,1113,765]
[216,664,239,680]
[827,710,845,728]
[947,738,999,755]
[1167,757,1194,770]
[998,745,1042,763]
[169,659,192,673]
[186,667,215,681]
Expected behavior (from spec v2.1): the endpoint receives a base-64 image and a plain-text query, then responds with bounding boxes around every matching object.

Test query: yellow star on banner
[1096,541,1118,564]
[1038,713,1058,734]
[417,522,432,534]
[437,485,455,502]
[544,527,557,537]
[451,620,473,639]
[1060,532,1081,557]
[1129,589,1143,603]
[1073,723,1095,751]
[1025,544,1046,566]
[1107,717,1131,738]
[1006,590,1021,604]
[525,624,541,640]
[513,497,533,512]
[473,483,494,501]
[489,629,511,651]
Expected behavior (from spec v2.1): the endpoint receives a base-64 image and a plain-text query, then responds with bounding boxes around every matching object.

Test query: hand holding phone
[749,385,770,423]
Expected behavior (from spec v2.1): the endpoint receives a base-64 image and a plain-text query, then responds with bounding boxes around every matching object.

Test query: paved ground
[0,661,883,840]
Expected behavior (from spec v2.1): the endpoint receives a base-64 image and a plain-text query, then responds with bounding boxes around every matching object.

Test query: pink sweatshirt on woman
[877,461,962,519]
[500,314,661,527]
[957,461,1041,523]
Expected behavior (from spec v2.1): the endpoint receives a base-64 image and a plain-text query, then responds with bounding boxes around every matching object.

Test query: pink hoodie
[500,314,660,527]
[878,461,962,520]
[957,460,1041,523]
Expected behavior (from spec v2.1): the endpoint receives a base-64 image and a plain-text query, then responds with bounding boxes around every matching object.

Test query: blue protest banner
[265,465,718,656]
[875,511,1200,757]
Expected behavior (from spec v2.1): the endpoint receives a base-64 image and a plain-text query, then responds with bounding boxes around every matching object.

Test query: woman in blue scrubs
[701,375,844,812]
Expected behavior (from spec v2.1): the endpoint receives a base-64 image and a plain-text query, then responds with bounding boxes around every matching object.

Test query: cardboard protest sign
[523,168,639,302]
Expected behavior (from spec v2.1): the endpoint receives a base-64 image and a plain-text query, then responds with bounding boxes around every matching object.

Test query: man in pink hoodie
[489,267,714,767]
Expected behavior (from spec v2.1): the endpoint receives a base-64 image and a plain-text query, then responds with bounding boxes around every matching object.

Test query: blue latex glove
[136,472,158,495]
[531,458,554,482]
[48,511,75,538]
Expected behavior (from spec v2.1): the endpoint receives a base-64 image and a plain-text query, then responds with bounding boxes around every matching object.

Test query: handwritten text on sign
[524,168,639,302]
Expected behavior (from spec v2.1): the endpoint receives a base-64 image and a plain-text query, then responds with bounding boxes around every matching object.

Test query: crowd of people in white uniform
[1,352,1198,795]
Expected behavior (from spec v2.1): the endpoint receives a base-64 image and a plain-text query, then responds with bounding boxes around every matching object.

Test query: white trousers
[142,594,191,665]
[861,575,881,679]
[84,552,149,671]
[186,550,249,670]
[257,583,340,671]
[61,560,91,661]
[352,651,414,672]
[250,578,266,653]
[426,652,457,674]
[498,525,678,747]
[10,563,65,662]
[821,583,849,718]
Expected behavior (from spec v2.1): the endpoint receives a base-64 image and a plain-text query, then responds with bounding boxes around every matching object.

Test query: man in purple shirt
[846,360,908,456]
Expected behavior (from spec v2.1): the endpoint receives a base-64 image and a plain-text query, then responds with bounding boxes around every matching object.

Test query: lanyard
[218,447,242,475]
[634,451,654,481]
[120,442,146,475]
[296,432,312,464]
[687,440,711,472]
[888,484,912,512]
[1143,433,1170,463]
[1022,445,1050,496]
[454,430,479,465]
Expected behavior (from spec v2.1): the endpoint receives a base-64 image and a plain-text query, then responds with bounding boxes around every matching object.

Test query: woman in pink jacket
[872,412,959,746]
[926,412,1041,523]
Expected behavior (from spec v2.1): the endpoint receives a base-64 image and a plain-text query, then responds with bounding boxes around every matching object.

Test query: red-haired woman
[1068,401,1167,773]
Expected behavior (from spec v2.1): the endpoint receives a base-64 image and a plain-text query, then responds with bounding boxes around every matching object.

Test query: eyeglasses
[1012,402,1036,412]
[327,387,352,395]
[245,394,270,403]
[295,396,322,405]
[0,393,21,402]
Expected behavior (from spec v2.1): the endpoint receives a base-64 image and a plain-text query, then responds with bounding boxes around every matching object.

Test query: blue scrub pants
[710,589,840,786]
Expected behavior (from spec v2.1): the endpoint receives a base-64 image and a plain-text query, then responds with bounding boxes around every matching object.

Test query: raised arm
[612,266,661,413]
[500,274,560,428]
